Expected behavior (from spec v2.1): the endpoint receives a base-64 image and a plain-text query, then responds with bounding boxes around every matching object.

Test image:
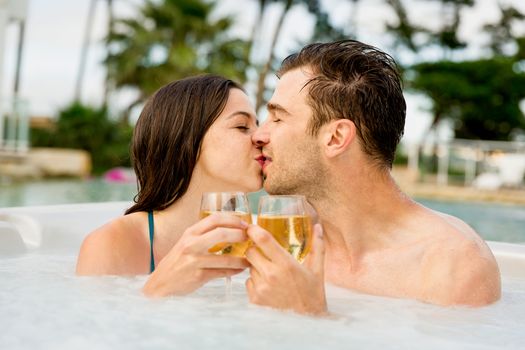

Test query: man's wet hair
[279,40,406,168]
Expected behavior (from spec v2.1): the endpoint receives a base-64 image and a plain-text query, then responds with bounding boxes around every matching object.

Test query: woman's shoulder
[76,212,150,275]
[90,212,150,249]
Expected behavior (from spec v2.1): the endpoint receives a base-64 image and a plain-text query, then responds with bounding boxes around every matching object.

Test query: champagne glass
[199,192,252,296]
[257,195,313,262]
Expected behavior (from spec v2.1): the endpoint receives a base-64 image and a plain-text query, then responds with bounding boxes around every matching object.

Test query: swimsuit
[148,211,155,273]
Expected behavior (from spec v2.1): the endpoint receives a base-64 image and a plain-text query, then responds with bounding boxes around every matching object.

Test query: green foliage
[407,58,525,140]
[303,0,347,42]
[380,0,525,141]
[483,5,525,56]
[393,146,408,165]
[105,0,250,113]
[99,0,525,143]
[30,103,133,175]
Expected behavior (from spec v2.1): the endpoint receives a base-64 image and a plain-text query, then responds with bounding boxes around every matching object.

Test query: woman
[76,75,263,297]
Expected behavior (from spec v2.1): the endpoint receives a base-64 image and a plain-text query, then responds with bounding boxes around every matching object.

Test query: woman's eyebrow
[226,111,257,123]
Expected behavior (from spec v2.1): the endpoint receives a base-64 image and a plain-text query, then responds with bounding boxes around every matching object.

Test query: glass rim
[259,194,306,199]
[201,191,248,196]
[201,210,251,214]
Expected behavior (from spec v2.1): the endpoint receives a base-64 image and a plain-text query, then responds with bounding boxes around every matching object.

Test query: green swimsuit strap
[148,211,155,273]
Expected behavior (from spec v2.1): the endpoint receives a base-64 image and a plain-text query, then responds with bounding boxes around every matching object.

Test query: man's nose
[252,125,269,147]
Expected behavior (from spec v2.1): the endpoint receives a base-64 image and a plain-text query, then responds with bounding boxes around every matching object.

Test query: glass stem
[225,276,232,299]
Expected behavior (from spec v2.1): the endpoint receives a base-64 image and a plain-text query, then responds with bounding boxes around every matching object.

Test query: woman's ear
[321,119,357,158]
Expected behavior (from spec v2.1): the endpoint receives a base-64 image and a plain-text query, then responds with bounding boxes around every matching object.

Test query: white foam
[0,254,523,350]
[0,202,524,349]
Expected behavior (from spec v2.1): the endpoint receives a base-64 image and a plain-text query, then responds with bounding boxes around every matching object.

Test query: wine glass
[199,192,252,296]
[257,195,313,262]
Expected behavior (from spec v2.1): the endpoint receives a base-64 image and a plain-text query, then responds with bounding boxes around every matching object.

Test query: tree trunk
[103,0,114,107]
[419,109,443,151]
[75,0,97,103]
[255,0,293,112]
[247,0,267,63]
[121,95,145,125]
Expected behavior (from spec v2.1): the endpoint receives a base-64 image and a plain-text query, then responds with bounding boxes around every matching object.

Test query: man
[244,40,501,315]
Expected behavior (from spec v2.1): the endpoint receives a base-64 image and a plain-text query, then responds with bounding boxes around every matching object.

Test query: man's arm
[420,238,501,306]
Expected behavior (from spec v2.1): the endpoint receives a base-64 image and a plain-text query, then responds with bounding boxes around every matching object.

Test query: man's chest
[324,247,427,298]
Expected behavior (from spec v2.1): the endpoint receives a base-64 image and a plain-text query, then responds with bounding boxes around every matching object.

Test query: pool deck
[392,166,525,206]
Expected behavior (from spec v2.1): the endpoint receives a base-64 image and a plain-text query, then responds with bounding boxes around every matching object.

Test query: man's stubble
[263,137,328,202]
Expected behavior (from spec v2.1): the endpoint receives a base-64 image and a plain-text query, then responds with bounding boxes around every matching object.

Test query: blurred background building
[0,0,28,155]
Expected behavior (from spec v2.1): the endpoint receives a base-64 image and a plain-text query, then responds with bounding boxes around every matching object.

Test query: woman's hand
[143,214,250,297]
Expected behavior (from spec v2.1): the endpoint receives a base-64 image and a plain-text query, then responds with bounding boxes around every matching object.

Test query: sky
[1,0,524,143]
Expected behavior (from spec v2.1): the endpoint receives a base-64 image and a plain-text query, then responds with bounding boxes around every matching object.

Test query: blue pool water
[418,198,525,243]
[1,179,524,243]
[0,179,137,207]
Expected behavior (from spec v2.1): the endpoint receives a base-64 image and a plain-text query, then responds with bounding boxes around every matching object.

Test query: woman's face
[195,88,263,193]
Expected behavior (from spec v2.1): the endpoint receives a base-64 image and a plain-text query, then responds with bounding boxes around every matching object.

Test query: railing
[0,97,30,157]
[406,139,525,187]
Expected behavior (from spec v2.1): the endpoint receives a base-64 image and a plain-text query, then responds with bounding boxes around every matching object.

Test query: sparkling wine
[199,211,252,257]
[257,215,312,262]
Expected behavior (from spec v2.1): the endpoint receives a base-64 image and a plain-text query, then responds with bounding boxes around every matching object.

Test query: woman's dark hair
[125,75,243,215]
[278,40,406,168]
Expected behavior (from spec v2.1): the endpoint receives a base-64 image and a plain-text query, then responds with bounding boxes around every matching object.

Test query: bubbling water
[1,254,524,350]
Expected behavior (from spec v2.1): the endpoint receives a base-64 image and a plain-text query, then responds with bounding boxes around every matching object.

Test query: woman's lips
[256,155,271,170]
[256,155,266,168]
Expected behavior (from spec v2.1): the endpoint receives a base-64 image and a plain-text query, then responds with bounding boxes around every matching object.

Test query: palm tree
[253,0,293,112]
[103,0,114,106]
[250,0,352,112]
[105,0,250,122]
[75,0,97,103]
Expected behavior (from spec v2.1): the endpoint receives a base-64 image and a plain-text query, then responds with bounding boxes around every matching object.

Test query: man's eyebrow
[267,102,291,115]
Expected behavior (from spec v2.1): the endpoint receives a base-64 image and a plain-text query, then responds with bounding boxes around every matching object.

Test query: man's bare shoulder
[414,206,501,306]
[76,212,150,276]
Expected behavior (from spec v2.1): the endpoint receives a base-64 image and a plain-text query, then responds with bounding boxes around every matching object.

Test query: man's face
[252,68,327,198]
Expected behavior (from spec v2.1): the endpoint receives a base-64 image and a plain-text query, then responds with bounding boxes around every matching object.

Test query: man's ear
[321,119,357,158]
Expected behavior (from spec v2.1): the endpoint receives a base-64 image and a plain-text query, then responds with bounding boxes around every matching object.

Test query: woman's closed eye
[235,125,250,132]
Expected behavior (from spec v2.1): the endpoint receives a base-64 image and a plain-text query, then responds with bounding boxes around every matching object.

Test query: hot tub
[1,202,524,349]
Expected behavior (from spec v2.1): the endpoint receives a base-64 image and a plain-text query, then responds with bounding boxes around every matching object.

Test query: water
[1,253,524,350]
[418,199,525,243]
[1,196,524,349]
[0,179,136,207]
[1,179,524,243]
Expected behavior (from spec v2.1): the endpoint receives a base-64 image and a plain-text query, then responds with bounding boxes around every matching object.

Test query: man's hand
[245,223,327,316]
